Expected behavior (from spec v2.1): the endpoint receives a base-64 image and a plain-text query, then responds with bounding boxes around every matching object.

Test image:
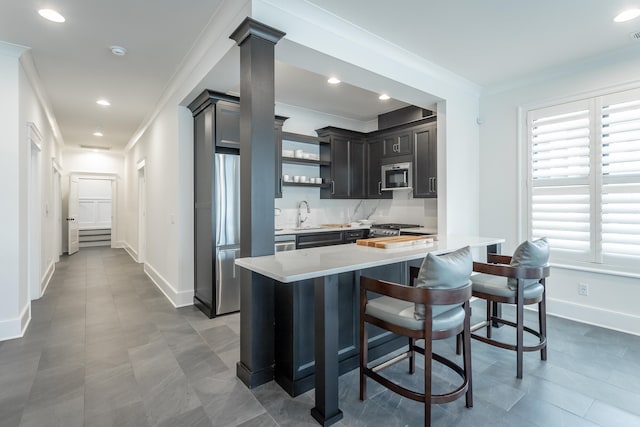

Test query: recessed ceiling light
[379,94,390,101]
[614,9,640,23]
[110,45,127,56]
[93,131,103,137]
[38,9,65,23]
[327,77,341,84]
[96,99,111,106]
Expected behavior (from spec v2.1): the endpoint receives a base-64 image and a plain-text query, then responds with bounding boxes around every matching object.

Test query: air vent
[80,145,110,151]
[629,30,640,40]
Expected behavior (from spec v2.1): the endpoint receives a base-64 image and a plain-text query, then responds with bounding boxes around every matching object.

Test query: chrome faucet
[297,200,310,228]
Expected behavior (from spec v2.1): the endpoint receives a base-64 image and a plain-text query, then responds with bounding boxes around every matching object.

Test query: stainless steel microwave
[381,162,412,191]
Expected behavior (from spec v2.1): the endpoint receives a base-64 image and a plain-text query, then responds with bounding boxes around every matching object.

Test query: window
[527,88,640,271]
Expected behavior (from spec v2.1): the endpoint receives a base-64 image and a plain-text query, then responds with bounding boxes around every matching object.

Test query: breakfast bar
[235,235,504,426]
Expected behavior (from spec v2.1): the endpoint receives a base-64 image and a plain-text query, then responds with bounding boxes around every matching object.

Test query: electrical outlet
[578,283,589,296]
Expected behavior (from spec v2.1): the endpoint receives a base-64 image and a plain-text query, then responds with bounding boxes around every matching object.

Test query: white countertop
[235,235,504,283]
[275,225,370,236]
[400,227,438,234]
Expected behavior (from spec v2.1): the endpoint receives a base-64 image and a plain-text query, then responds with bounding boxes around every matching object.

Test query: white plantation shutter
[527,89,640,271]
[600,92,640,265]
[528,101,592,261]
[531,186,590,255]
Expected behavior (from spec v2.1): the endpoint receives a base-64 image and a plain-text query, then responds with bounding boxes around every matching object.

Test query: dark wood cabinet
[366,138,392,199]
[349,139,366,199]
[343,228,368,243]
[188,91,241,317]
[274,118,286,198]
[382,130,412,158]
[188,90,287,317]
[295,228,369,249]
[413,122,437,198]
[295,231,343,249]
[274,236,405,397]
[215,101,241,149]
[316,127,366,199]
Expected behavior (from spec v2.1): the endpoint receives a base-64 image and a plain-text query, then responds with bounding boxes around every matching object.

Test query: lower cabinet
[274,262,408,396]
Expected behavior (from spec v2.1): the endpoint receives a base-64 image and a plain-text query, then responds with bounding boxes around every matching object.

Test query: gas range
[369,223,422,237]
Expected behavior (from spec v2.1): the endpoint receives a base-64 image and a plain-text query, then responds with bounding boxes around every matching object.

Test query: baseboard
[112,240,126,249]
[547,298,640,337]
[40,261,55,296]
[0,303,31,342]
[122,242,138,262]
[144,262,193,308]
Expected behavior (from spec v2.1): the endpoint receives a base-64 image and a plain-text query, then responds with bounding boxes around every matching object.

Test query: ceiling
[1,0,639,151]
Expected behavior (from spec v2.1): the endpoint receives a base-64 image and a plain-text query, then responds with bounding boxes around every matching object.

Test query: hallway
[1,247,640,426]
[0,248,265,427]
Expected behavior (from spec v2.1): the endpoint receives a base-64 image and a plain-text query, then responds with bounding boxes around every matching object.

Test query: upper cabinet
[382,130,412,158]
[412,121,437,198]
[316,127,366,199]
[215,101,241,149]
[187,90,286,199]
[366,138,392,199]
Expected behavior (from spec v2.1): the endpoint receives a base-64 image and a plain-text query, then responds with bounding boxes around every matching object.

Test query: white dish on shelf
[282,149,294,157]
[358,219,375,225]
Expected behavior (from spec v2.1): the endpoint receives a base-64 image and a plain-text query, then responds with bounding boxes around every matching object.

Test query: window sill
[550,262,640,279]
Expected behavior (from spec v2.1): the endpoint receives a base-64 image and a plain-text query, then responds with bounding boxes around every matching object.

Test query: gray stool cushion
[366,296,465,332]
[414,246,473,320]
[472,273,544,299]
[508,238,549,290]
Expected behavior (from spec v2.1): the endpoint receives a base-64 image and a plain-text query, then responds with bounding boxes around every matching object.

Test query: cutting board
[356,235,433,249]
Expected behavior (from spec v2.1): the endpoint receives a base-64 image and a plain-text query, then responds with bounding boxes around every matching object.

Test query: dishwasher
[275,234,296,252]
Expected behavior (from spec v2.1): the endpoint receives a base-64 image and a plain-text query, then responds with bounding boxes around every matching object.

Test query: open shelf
[282,182,330,188]
[282,131,329,145]
[282,156,330,166]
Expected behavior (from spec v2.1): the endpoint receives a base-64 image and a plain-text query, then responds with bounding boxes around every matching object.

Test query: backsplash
[274,187,437,230]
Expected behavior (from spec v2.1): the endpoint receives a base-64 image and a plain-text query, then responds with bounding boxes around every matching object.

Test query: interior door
[68,175,79,255]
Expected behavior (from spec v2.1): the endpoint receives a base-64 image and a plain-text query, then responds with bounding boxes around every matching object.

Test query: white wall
[480,45,640,335]
[124,102,190,306]
[0,44,25,340]
[20,59,62,302]
[0,43,62,341]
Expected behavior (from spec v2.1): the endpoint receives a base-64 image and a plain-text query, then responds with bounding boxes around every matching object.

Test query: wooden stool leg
[486,300,493,339]
[424,334,433,427]
[463,302,473,408]
[409,337,415,374]
[516,295,524,379]
[539,293,548,361]
[360,320,367,400]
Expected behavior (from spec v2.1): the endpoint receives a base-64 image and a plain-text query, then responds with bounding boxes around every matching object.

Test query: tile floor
[1,247,639,426]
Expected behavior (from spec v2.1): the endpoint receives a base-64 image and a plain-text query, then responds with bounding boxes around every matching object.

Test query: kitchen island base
[274,263,408,397]
[236,236,504,426]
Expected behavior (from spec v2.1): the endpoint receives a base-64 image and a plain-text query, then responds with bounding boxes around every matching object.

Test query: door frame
[27,123,42,300]
[137,159,146,264]
[68,172,118,251]
[52,160,63,262]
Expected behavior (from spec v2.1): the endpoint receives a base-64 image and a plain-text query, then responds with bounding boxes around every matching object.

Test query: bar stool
[359,246,473,427]
[470,238,551,378]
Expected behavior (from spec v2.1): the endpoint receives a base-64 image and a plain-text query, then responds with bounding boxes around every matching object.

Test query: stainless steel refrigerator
[213,153,241,315]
